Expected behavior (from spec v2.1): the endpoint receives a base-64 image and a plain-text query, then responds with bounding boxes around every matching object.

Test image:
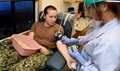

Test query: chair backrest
[39,11,45,22]
[39,11,76,38]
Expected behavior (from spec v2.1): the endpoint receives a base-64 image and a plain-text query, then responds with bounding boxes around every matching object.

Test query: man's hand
[40,46,50,55]
[66,57,78,71]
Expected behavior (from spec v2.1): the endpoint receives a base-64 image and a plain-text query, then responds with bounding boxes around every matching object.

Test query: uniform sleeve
[30,22,37,32]
[86,21,96,34]
[80,39,120,71]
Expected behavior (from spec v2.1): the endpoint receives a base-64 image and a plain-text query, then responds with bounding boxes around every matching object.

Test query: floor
[62,65,72,71]
[52,65,72,71]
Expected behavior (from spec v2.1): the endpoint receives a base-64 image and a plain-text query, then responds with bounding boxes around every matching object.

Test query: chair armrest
[47,50,66,71]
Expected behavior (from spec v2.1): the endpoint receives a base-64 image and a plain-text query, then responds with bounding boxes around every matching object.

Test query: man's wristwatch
[55,32,62,38]
[55,32,63,40]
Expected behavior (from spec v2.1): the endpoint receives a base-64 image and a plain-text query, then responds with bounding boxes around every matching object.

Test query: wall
[35,1,38,22]
[42,0,79,13]
[35,0,80,22]
[42,0,62,12]
[62,2,79,13]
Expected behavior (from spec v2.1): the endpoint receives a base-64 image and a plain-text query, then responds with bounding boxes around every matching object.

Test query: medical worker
[61,0,120,71]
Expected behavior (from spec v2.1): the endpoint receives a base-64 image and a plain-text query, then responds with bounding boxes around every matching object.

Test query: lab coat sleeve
[80,39,120,71]
[78,32,93,44]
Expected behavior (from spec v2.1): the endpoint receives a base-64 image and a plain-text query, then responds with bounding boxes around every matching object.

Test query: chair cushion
[47,51,66,71]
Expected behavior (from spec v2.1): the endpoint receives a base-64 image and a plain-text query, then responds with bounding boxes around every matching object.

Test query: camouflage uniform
[0,39,53,71]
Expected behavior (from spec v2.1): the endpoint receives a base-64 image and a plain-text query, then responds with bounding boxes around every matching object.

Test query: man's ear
[100,3,108,11]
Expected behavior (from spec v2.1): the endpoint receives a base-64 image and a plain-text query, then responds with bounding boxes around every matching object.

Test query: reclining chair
[38,11,76,71]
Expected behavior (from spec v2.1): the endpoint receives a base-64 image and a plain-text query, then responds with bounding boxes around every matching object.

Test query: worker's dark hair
[44,5,57,15]
[92,2,120,20]
[105,2,120,19]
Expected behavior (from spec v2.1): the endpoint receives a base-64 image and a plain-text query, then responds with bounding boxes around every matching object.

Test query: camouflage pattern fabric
[0,39,24,71]
[0,39,53,71]
[9,52,53,71]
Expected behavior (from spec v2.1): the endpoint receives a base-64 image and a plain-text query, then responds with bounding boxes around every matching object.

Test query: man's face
[44,9,57,26]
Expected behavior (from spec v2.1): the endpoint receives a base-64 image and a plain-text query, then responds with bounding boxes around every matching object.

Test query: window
[0,1,35,39]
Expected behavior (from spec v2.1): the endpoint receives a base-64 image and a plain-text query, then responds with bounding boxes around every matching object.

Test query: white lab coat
[77,18,120,71]
[86,20,100,34]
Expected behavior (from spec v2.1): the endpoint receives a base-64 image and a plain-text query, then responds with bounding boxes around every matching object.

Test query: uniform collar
[95,18,119,38]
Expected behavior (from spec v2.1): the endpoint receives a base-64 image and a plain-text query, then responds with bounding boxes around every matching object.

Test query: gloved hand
[68,48,80,58]
[61,36,71,44]
[68,49,87,65]
[61,36,80,44]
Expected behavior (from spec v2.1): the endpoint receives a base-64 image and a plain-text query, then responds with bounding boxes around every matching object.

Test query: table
[73,18,93,38]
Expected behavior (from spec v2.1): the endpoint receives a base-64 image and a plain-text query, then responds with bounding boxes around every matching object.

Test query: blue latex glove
[61,36,80,44]
[68,49,87,65]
